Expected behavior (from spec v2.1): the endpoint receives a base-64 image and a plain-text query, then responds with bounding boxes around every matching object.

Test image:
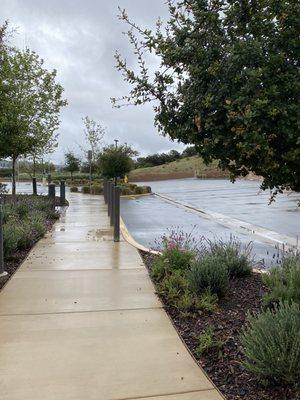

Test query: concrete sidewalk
[0,193,223,400]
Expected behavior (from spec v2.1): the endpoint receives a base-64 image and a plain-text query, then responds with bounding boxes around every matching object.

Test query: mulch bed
[140,251,300,400]
[0,248,32,291]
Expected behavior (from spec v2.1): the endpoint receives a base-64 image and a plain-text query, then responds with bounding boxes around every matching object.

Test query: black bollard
[107,182,111,216]
[32,177,37,195]
[0,198,7,276]
[48,183,56,208]
[110,185,115,227]
[104,180,108,204]
[60,180,65,206]
[113,186,121,242]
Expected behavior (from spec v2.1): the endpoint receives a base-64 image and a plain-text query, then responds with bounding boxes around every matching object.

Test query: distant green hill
[129,156,228,182]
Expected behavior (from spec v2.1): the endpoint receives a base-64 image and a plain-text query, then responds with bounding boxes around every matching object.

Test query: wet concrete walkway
[0,193,223,400]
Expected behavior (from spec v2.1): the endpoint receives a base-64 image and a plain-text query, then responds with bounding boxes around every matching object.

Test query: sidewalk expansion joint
[19,267,145,272]
[111,388,217,400]
[0,306,164,317]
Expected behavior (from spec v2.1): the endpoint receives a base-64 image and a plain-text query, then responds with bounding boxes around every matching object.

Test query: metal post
[88,150,92,194]
[32,177,37,195]
[110,183,115,226]
[107,181,111,216]
[60,180,65,206]
[47,173,52,184]
[48,183,56,208]
[104,180,108,204]
[114,186,121,242]
[0,198,7,277]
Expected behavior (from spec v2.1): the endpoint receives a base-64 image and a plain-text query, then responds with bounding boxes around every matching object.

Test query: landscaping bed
[70,182,152,196]
[140,234,300,400]
[0,194,61,290]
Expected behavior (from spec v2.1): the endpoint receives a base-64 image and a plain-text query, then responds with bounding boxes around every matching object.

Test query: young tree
[29,133,59,177]
[0,38,67,195]
[65,152,80,181]
[82,116,105,161]
[113,1,300,194]
[98,144,137,180]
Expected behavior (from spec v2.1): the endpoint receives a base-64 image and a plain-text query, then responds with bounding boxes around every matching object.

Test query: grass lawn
[129,156,228,181]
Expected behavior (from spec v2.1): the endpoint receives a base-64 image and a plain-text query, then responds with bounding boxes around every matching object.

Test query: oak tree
[113,0,300,194]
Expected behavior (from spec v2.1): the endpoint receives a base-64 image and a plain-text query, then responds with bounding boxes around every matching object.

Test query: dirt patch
[141,251,300,400]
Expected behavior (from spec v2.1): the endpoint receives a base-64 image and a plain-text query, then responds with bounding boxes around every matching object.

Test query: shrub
[209,239,252,278]
[195,326,223,357]
[15,203,30,219]
[143,185,152,193]
[90,184,103,195]
[154,226,203,255]
[2,205,14,224]
[134,186,144,195]
[70,186,78,192]
[150,256,168,282]
[17,222,34,249]
[30,213,47,237]
[2,195,58,258]
[263,255,300,305]
[240,302,300,385]
[176,292,195,313]
[151,248,195,282]
[157,271,189,302]
[3,223,20,257]
[120,186,134,196]
[81,186,90,194]
[0,182,8,194]
[129,183,137,191]
[194,290,218,313]
[34,198,52,213]
[187,255,229,297]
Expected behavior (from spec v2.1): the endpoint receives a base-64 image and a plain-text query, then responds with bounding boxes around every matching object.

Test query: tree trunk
[12,156,17,198]
[33,156,36,178]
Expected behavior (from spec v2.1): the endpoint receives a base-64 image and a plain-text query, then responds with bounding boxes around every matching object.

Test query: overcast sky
[1,0,185,163]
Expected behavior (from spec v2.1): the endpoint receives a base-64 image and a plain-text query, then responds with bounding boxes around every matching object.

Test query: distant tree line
[134,146,197,169]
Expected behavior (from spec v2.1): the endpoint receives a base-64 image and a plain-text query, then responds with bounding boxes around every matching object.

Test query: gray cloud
[1,0,185,163]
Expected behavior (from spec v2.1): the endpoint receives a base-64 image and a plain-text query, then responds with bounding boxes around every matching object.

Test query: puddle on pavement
[87,229,113,241]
